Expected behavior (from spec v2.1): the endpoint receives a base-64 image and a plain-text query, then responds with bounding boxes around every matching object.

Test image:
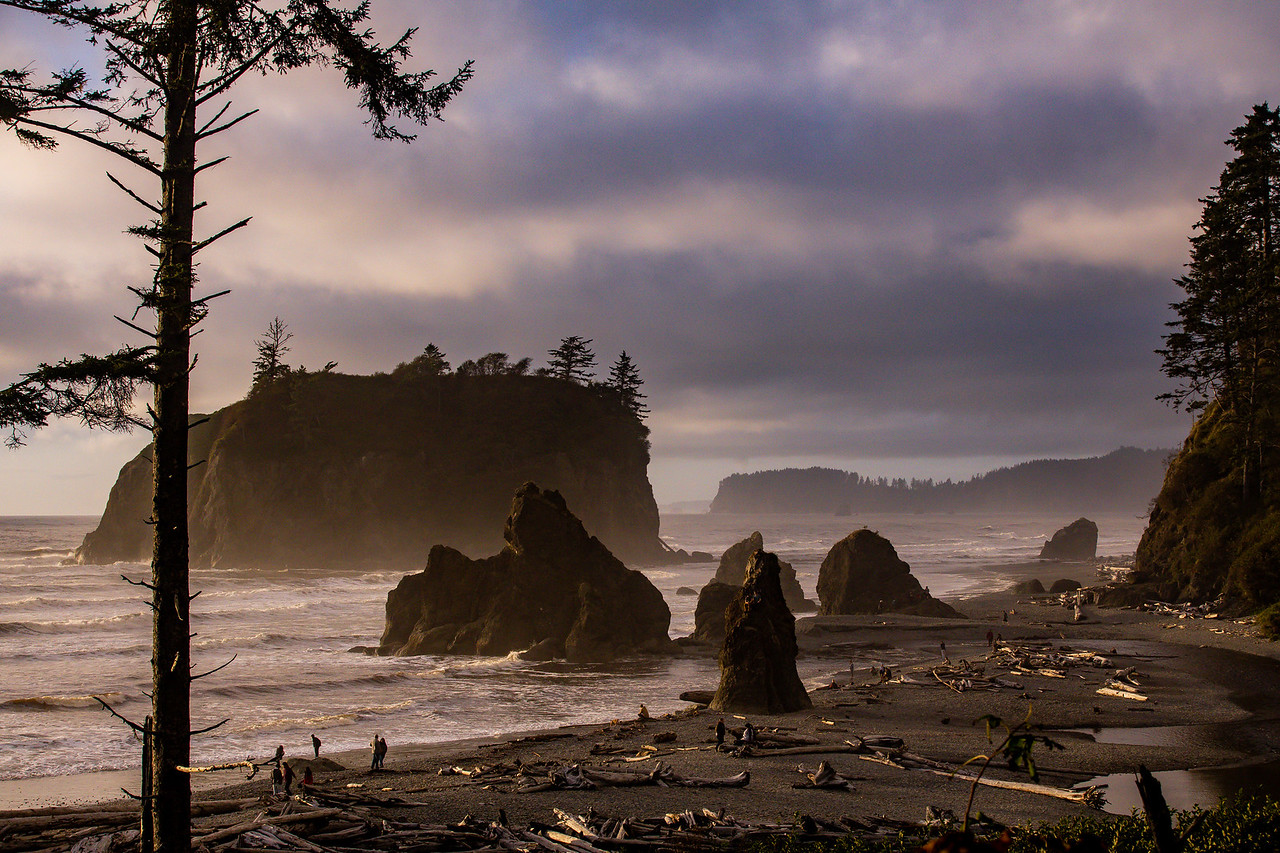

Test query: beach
[11,565,1280,836]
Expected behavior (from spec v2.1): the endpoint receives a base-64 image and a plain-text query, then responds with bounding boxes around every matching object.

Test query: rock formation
[1011,578,1046,595]
[378,483,676,662]
[74,370,671,569]
[816,529,963,619]
[1039,518,1099,561]
[1049,578,1083,594]
[710,550,812,714]
[713,532,816,612]
[690,581,739,644]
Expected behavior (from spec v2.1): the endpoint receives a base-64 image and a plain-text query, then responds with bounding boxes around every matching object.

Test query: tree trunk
[151,1,198,849]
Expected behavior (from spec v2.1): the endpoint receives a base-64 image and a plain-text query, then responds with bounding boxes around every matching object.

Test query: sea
[0,512,1146,793]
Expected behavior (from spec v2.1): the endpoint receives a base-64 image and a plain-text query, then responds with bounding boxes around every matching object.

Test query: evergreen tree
[607,350,648,418]
[1159,103,1280,505]
[399,343,450,377]
[251,316,292,387]
[0,5,470,849]
[547,335,596,383]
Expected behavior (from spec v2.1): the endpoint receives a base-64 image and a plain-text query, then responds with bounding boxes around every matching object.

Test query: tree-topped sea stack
[74,369,668,569]
[710,550,812,714]
[1039,518,1098,561]
[817,529,963,618]
[379,483,676,663]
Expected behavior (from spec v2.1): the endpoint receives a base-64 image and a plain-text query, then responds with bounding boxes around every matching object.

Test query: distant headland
[708,447,1171,516]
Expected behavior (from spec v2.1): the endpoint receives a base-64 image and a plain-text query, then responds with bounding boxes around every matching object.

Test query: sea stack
[378,483,676,663]
[712,531,816,613]
[1039,518,1099,561]
[710,550,812,714]
[816,529,963,618]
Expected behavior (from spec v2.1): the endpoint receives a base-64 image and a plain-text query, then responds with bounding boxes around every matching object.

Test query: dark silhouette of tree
[456,352,532,376]
[0,3,470,849]
[547,335,596,384]
[607,350,648,418]
[1159,103,1280,505]
[251,316,292,387]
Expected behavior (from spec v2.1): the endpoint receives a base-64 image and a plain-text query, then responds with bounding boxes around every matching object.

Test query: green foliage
[740,796,1280,853]
[1255,602,1280,639]
[251,316,293,388]
[548,335,597,383]
[961,708,1065,830]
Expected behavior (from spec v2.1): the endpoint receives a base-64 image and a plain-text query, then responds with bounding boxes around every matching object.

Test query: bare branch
[114,314,155,339]
[105,171,160,214]
[196,107,258,139]
[193,155,229,175]
[192,217,250,253]
[95,696,146,734]
[191,654,236,681]
[189,717,232,736]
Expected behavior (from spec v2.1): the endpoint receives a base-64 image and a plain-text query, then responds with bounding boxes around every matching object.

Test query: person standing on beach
[283,760,295,795]
[371,734,380,770]
[715,718,726,748]
[273,744,285,765]
[302,765,314,788]
[378,736,388,768]
[312,733,321,758]
[940,641,949,664]
[271,764,284,795]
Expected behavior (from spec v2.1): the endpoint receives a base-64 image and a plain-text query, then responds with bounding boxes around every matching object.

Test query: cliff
[74,370,667,569]
[1135,402,1280,608]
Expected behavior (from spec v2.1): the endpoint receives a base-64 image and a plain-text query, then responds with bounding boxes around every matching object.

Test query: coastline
[7,558,1280,828]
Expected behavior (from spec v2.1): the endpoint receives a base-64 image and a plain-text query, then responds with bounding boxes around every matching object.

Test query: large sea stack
[710,550,812,714]
[816,529,963,618]
[379,483,676,662]
[1039,518,1099,561]
[713,531,816,612]
[73,370,668,569]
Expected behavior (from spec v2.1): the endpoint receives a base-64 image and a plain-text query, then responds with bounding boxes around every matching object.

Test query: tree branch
[105,170,160,214]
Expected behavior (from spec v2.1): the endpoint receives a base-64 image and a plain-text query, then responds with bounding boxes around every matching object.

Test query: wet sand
[8,562,1280,831]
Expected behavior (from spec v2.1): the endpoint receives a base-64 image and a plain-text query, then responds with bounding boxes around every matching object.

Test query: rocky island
[378,482,677,662]
[73,369,670,569]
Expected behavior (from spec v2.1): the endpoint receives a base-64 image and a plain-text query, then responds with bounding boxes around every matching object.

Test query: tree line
[253,322,649,419]
[1159,103,1280,508]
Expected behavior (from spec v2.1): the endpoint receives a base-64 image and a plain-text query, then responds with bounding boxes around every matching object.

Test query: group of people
[371,734,389,769]
[268,734,324,795]
[714,717,756,749]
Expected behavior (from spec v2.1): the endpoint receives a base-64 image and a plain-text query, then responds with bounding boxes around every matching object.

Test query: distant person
[715,718,726,748]
[312,733,321,758]
[742,721,756,745]
[1002,611,1008,622]
[638,704,650,721]
[271,764,284,795]
[986,630,994,648]
[302,765,314,788]
[940,641,949,664]
[283,761,295,795]
[377,736,388,768]
[273,744,285,765]
[371,734,381,770]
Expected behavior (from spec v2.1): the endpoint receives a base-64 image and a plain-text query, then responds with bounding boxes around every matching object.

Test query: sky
[2,0,1277,514]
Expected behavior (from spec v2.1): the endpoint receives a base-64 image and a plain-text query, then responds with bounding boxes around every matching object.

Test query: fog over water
[0,511,1144,783]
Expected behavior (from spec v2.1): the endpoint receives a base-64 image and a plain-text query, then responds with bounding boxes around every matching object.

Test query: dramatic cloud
[1,1,1273,512]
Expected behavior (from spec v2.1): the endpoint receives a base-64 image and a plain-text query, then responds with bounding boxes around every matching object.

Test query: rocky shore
[188,573,1280,830]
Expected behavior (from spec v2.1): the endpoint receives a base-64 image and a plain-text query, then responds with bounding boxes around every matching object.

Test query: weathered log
[192,807,342,846]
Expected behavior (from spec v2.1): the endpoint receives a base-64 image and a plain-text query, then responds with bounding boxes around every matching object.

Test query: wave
[1,691,128,711]
[227,700,417,735]
[0,547,72,558]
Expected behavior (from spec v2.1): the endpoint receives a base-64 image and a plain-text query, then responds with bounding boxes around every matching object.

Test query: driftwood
[857,751,1105,809]
[192,807,343,846]
[520,762,750,792]
[792,761,857,790]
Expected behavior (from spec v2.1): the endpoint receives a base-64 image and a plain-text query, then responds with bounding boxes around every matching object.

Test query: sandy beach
[9,558,1278,837]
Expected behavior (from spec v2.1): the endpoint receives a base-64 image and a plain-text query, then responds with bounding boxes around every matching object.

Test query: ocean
[0,511,1146,788]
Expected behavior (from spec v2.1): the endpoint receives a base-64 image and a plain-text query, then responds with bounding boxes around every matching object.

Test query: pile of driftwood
[0,793,944,853]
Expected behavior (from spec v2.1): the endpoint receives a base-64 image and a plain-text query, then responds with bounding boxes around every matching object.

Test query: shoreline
[7,557,1280,826]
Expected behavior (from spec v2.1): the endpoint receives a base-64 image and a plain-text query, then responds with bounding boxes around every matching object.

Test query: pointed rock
[710,550,812,714]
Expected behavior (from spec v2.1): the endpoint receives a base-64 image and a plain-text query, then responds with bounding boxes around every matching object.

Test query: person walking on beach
[312,733,321,758]
[283,760,295,795]
[715,718,726,748]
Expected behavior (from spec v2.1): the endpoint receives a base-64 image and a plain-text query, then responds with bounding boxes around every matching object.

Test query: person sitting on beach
[638,704,650,721]
[302,765,314,788]
[741,721,756,745]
